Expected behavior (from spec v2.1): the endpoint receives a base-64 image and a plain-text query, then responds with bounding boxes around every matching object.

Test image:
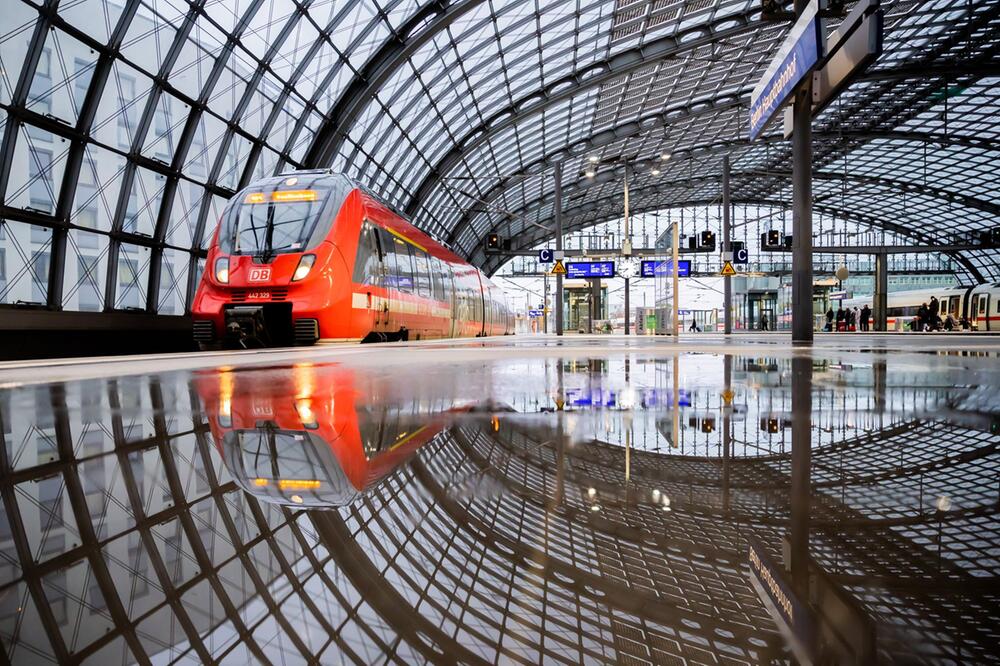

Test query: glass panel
[163,180,205,250]
[62,230,109,312]
[59,1,128,44]
[122,167,166,237]
[114,244,151,310]
[93,60,152,150]
[73,144,127,234]
[157,248,190,315]
[0,2,39,106]
[142,92,186,164]
[0,221,52,305]
[7,126,69,214]
[25,28,98,127]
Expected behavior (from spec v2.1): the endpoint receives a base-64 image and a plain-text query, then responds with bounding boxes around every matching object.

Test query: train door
[378,228,407,338]
[446,264,457,338]
[969,294,989,331]
[983,294,992,331]
[354,221,384,336]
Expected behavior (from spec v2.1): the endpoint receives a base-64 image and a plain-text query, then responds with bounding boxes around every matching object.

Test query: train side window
[352,222,381,284]
[389,235,414,292]
[429,258,442,301]
[413,250,431,298]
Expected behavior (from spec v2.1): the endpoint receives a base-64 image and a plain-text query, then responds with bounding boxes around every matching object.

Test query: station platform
[0,334,997,664]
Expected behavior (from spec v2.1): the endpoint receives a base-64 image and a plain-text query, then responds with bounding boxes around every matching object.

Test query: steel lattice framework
[0,0,997,317]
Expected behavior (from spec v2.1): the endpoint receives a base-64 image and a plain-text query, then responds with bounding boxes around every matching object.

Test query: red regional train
[194,364,477,507]
[192,169,513,348]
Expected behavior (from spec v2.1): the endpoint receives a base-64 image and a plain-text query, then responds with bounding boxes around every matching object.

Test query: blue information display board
[641,259,691,278]
[566,261,615,278]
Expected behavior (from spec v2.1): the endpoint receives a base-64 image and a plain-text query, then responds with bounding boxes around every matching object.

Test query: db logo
[248,267,271,282]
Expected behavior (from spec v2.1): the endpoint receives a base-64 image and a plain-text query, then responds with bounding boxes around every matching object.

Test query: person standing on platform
[760,313,769,331]
[860,304,871,331]
[826,307,834,332]
[836,306,846,332]
[917,302,929,331]
[929,296,940,330]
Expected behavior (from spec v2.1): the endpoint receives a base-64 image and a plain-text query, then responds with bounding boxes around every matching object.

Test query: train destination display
[641,259,692,278]
[566,261,615,278]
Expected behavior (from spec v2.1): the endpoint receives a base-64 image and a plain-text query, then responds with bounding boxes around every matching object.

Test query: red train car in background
[192,169,513,348]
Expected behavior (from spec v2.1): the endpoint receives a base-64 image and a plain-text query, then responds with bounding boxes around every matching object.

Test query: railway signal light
[486,233,502,254]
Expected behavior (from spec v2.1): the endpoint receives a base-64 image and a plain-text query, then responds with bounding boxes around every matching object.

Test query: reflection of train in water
[843,283,1000,331]
[195,365,474,507]
[192,170,513,348]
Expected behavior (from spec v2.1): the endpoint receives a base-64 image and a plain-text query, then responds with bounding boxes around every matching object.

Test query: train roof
[274,168,456,253]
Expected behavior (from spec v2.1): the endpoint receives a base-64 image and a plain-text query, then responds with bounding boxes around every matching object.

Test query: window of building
[73,58,92,117]
[28,147,54,213]
[32,251,50,303]
[117,74,136,149]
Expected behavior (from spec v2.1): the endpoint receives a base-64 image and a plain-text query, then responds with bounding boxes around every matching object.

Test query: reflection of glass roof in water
[1,0,998,316]
[0,345,998,663]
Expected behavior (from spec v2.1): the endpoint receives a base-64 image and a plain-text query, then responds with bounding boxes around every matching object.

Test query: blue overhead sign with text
[641,259,691,278]
[749,0,822,140]
[566,261,615,278]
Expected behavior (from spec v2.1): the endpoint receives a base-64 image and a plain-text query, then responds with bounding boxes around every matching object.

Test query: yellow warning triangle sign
[720,261,737,277]
[551,259,567,275]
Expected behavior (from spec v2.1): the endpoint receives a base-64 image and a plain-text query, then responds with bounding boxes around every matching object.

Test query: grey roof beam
[402,9,761,218]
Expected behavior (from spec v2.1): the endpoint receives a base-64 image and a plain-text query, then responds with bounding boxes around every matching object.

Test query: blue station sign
[749,0,822,140]
[641,259,691,278]
[566,261,615,278]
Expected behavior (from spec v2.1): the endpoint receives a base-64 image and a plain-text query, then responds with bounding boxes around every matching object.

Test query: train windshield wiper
[255,205,277,263]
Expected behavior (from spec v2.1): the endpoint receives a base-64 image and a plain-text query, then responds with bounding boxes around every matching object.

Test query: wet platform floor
[0,334,998,664]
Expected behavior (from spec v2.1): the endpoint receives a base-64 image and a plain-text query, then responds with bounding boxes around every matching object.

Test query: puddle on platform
[0,350,997,664]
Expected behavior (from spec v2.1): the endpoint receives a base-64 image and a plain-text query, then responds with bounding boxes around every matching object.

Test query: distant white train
[842,283,1000,332]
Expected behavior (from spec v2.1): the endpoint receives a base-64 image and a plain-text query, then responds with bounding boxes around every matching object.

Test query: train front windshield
[218,174,353,259]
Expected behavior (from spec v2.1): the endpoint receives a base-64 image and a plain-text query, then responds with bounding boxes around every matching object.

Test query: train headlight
[218,398,232,428]
[295,399,318,429]
[214,257,230,284]
[291,254,315,282]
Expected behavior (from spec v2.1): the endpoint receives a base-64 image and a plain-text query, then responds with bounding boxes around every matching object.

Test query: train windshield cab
[218,173,353,259]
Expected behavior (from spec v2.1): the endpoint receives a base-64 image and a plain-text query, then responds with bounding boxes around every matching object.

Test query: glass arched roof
[0,0,997,314]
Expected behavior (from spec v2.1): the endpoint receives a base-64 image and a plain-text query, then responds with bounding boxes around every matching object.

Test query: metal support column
[722,154,732,335]
[624,277,630,335]
[542,273,549,334]
[874,252,888,331]
[555,163,564,336]
[589,277,601,333]
[789,355,812,594]
[791,0,814,343]
[672,222,680,335]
